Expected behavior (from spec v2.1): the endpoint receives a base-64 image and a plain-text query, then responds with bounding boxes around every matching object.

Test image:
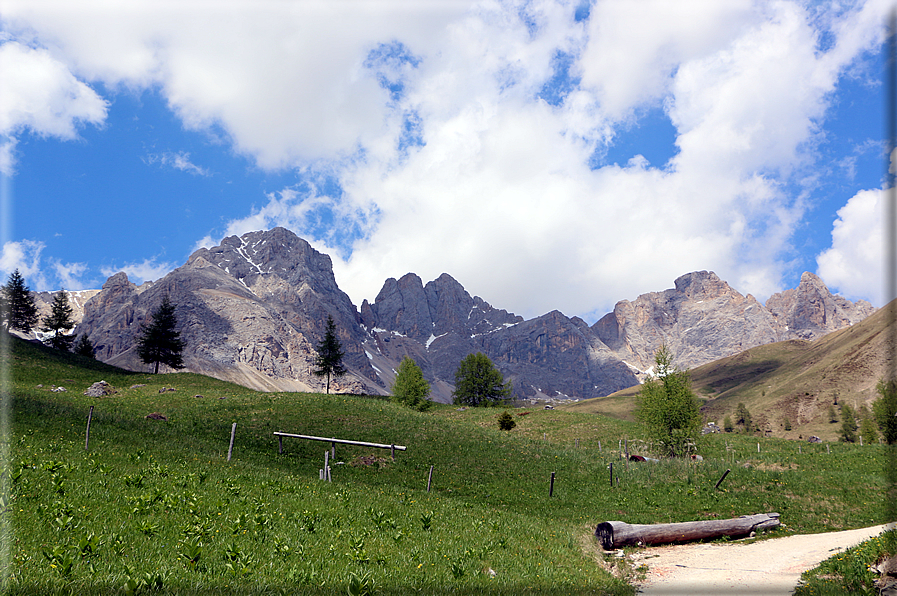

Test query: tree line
[1,269,184,373]
[313,314,513,407]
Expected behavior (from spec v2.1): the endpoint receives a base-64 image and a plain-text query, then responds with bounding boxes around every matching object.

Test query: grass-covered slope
[2,336,890,595]
[565,304,895,441]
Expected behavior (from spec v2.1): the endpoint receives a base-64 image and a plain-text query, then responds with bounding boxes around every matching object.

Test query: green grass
[794,530,896,595]
[1,336,892,594]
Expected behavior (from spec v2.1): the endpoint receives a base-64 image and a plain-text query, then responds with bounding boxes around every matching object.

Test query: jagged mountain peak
[594,270,874,373]
[76,233,877,404]
[673,270,740,301]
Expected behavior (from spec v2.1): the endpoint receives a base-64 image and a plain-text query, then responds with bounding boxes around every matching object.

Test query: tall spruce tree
[313,315,346,394]
[41,291,76,351]
[136,295,185,374]
[1,269,39,333]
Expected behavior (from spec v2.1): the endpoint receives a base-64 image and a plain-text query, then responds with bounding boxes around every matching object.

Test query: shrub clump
[497,411,516,431]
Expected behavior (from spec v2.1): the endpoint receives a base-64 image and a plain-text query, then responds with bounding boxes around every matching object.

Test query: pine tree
[860,416,879,444]
[839,404,858,443]
[313,315,346,394]
[635,345,703,457]
[136,295,185,374]
[391,356,431,411]
[1,269,39,333]
[735,402,753,433]
[723,415,734,432]
[873,379,897,444]
[41,291,75,351]
[452,352,512,407]
[73,334,96,358]
[828,404,838,423]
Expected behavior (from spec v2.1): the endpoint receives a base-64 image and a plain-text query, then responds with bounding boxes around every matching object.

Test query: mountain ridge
[72,227,875,402]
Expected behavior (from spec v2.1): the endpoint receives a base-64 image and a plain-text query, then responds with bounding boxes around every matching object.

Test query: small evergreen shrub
[497,411,516,431]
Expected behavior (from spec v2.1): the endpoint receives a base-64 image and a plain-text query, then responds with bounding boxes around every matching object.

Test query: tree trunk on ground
[595,513,780,550]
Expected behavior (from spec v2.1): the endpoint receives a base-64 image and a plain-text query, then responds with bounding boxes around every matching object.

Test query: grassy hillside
[565,305,895,441]
[1,336,891,594]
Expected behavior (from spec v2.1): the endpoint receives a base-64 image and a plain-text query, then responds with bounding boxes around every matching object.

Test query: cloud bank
[1,0,889,318]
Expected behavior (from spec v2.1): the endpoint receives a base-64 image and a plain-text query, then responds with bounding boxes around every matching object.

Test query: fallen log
[595,512,780,550]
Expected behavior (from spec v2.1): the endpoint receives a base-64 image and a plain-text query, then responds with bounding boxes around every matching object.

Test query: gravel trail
[631,523,893,595]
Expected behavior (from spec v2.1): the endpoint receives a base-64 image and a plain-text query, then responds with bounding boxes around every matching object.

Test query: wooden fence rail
[273,432,407,459]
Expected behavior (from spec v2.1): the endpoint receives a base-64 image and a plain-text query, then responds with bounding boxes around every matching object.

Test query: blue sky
[0,0,892,323]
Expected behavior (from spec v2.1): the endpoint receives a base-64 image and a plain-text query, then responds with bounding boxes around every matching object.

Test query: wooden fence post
[427,465,434,492]
[715,469,731,490]
[85,405,94,451]
[227,423,237,462]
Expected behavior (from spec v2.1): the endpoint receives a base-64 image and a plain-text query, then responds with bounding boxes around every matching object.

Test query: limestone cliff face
[78,229,376,394]
[765,272,876,340]
[593,270,875,374]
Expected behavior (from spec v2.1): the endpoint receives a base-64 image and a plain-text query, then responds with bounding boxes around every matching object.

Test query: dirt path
[631,523,893,595]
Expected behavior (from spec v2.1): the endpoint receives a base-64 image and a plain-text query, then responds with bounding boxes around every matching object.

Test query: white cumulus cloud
[0,0,891,319]
[817,188,889,305]
[100,258,177,285]
[0,239,46,288]
[0,41,107,174]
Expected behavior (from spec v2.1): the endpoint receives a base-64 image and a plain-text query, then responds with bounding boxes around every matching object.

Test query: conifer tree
[41,291,75,351]
[73,334,96,358]
[635,345,703,457]
[452,352,512,407]
[313,315,346,394]
[735,402,753,433]
[874,379,897,444]
[391,356,431,411]
[839,404,858,443]
[136,295,185,374]
[1,269,39,333]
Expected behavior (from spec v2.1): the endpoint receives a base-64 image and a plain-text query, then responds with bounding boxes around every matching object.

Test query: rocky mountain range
[73,227,875,403]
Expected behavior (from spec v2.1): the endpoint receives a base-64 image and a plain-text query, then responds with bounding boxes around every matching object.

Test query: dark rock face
[76,228,875,402]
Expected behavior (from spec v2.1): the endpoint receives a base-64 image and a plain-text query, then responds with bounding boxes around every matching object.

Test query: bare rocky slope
[75,228,874,402]
[593,270,875,378]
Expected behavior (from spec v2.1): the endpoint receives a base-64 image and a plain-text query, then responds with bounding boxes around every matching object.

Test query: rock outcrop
[765,271,876,340]
[593,270,875,374]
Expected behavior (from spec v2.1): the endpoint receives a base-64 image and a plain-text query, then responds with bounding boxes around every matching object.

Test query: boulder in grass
[145,412,168,421]
[84,381,115,397]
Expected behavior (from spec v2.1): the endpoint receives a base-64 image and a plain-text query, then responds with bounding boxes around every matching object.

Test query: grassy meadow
[1,336,893,594]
